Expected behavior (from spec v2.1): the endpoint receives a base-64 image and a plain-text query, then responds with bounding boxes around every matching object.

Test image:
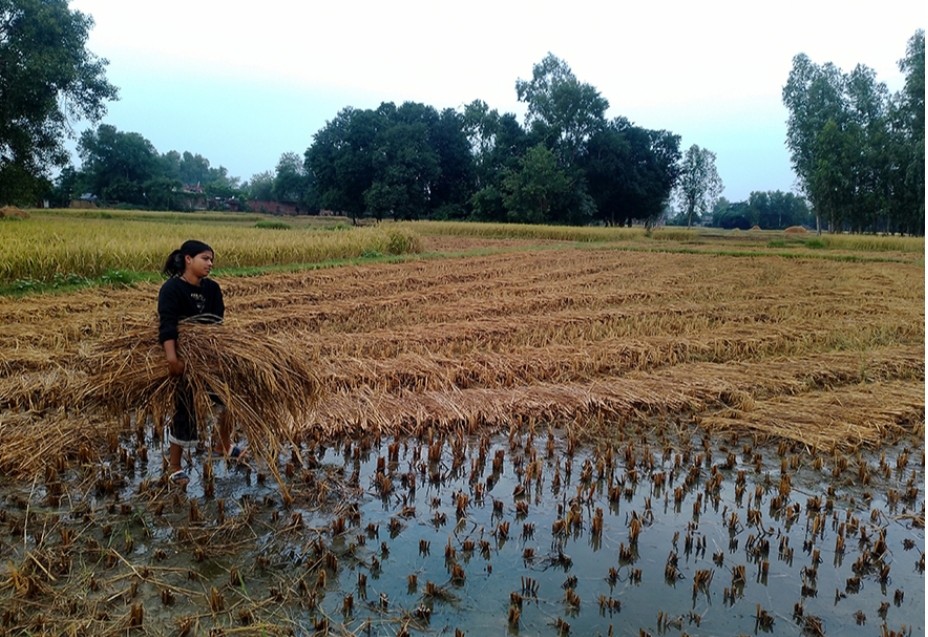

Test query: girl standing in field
[158,239,242,486]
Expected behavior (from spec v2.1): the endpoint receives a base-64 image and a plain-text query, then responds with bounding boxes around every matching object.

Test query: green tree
[202,166,239,202]
[465,107,530,222]
[178,151,212,186]
[462,100,499,177]
[674,145,723,227]
[159,150,182,182]
[782,52,913,234]
[307,102,464,221]
[711,198,754,229]
[844,64,892,232]
[306,106,384,222]
[783,54,846,232]
[515,53,608,166]
[747,190,811,229]
[77,124,159,205]
[0,0,117,204]
[514,54,608,226]
[581,118,681,226]
[273,152,310,206]
[892,30,924,234]
[429,108,475,218]
[143,176,184,210]
[740,190,813,230]
[365,104,440,221]
[502,144,572,224]
[50,166,83,206]
[247,170,275,201]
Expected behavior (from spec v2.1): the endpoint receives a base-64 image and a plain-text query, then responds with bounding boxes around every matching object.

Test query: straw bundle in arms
[82,317,320,459]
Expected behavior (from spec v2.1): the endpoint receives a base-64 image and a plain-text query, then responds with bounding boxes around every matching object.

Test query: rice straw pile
[81,317,320,472]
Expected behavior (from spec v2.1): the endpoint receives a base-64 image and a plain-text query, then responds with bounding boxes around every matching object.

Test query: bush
[255,220,291,230]
[101,269,135,287]
[383,228,422,255]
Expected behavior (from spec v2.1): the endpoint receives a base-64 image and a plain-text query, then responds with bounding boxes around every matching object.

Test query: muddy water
[0,427,923,636]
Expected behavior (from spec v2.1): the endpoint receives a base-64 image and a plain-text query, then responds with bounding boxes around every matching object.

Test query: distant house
[178,183,208,211]
[69,193,98,209]
[246,200,302,215]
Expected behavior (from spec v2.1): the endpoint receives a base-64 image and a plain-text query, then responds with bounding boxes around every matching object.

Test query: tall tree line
[2,0,921,233]
[783,30,924,235]
[306,54,683,226]
[55,124,242,210]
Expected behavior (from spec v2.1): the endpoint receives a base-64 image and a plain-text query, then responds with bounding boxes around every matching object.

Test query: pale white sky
[70,0,923,201]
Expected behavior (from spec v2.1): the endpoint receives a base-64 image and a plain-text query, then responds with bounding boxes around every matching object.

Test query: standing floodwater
[0,425,922,636]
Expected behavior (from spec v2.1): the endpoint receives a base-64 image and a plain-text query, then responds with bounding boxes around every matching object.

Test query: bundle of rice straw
[81,317,320,475]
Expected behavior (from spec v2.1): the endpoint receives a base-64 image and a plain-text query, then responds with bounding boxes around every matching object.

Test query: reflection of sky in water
[288,431,925,636]
[8,429,922,635]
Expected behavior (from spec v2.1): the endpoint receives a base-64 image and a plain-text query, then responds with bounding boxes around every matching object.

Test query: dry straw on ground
[0,244,922,477]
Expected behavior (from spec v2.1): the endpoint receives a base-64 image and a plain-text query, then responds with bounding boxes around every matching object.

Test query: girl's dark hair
[162,240,214,276]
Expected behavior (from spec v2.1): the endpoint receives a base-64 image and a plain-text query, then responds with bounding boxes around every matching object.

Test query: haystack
[81,318,320,478]
[784,225,808,234]
[0,205,28,219]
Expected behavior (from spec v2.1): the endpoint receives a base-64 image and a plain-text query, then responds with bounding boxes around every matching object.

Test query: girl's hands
[163,340,184,376]
[167,358,186,376]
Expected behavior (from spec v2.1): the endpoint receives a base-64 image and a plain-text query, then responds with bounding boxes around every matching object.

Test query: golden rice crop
[816,233,924,252]
[404,219,646,242]
[0,211,421,284]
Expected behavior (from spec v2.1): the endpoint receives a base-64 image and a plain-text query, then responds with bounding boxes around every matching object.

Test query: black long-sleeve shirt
[157,276,225,344]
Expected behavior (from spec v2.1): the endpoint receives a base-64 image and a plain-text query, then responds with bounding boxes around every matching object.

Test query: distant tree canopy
[0,0,117,205]
[783,30,924,235]
[64,125,244,210]
[305,54,681,225]
[710,191,813,230]
[9,23,919,232]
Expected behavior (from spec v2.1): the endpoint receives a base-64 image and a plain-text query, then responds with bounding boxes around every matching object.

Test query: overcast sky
[69,0,923,202]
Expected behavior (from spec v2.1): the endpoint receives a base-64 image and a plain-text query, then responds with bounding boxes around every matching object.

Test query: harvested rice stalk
[80,318,321,474]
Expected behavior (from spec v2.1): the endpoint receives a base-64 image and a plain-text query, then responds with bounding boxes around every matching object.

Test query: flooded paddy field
[1,423,922,636]
[1,239,923,635]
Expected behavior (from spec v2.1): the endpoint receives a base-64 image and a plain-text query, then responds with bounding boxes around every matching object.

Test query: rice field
[0,217,923,635]
[0,209,421,287]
